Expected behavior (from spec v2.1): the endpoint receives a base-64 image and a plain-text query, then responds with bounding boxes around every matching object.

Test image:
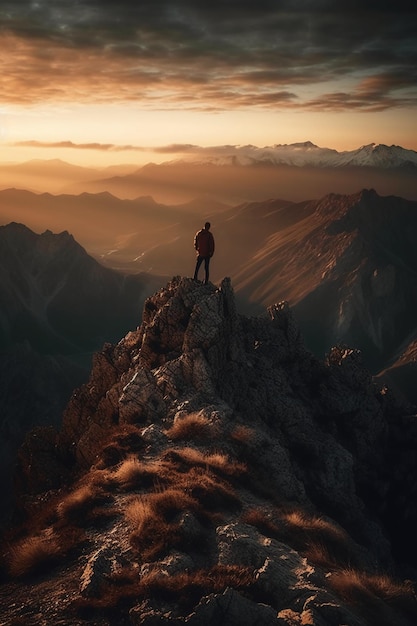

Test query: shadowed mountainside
[231,190,417,395]
[0,222,166,525]
[2,277,417,625]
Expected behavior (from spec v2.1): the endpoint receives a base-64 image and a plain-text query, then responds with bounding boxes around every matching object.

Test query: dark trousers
[194,255,210,283]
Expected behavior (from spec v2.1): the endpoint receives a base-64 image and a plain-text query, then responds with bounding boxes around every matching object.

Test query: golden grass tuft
[204,452,246,477]
[113,456,177,489]
[56,483,109,524]
[163,446,246,478]
[126,489,200,530]
[139,563,255,609]
[328,569,417,625]
[185,468,241,513]
[125,496,153,528]
[243,506,361,571]
[230,424,256,444]
[279,509,361,569]
[106,455,149,490]
[165,413,218,441]
[8,531,61,579]
[282,509,349,545]
[74,564,254,616]
[94,424,145,469]
[8,526,85,579]
[125,488,202,560]
[242,508,281,538]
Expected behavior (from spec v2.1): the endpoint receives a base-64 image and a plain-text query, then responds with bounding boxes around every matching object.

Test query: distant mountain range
[1,142,416,203]
[170,141,417,170]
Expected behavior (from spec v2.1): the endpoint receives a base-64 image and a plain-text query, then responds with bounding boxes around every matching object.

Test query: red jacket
[194,228,215,257]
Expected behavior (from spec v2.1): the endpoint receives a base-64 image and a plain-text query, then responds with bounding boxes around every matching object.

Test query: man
[193,221,215,284]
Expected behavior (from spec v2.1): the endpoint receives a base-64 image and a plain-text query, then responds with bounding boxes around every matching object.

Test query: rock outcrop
[4,276,417,625]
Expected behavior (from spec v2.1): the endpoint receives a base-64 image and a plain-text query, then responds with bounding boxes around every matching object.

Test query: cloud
[13,140,148,152]
[1,1,416,112]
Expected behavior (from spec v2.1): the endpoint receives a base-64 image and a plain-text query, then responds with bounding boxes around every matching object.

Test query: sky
[0,0,416,167]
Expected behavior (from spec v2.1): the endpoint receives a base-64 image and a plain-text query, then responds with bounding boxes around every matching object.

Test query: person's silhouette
[193,222,215,284]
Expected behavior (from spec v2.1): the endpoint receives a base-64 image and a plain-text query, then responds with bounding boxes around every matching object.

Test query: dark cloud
[1,1,416,111]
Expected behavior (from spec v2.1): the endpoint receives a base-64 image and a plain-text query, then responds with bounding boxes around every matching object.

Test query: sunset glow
[0,1,416,167]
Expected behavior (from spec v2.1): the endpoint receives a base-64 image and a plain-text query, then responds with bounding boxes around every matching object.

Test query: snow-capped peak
[167,142,417,169]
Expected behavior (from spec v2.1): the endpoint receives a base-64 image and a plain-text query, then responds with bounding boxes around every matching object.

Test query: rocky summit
[3,276,417,625]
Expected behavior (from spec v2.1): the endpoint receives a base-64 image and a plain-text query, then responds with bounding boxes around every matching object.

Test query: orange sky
[0,2,416,167]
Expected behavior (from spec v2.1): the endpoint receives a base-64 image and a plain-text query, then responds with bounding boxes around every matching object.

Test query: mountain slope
[0,222,163,352]
[0,223,166,525]
[3,277,417,625]
[233,190,417,375]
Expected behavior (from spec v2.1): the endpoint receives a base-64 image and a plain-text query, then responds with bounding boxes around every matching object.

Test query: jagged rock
[278,599,365,626]
[129,600,182,625]
[217,522,325,605]
[80,547,127,598]
[141,423,168,446]
[140,551,195,579]
[187,587,278,626]
[119,370,166,424]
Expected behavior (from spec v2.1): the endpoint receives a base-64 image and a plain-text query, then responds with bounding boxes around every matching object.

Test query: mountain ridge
[166,142,417,170]
[3,276,417,625]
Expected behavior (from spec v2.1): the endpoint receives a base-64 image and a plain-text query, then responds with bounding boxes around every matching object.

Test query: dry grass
[164,446,206,467]
[94,424,145,469]
[74,564,255,616]
[329,569,417,625]
[165,413,219,441]
[125,488,202,560]
[56,483,109,525]
[8,526,85,579]
[106,455,148,490]
[125,489,200,529]
[108,456,178,492]
[163,446,246,478]
[279,509,361,569]
[242,508,282,538]
[230,424,256,444]
[123,464,241,561]
[8,531,61,579]
[204,452,246,477]
[185,468,241,513]
[243,507,361,570]
[139,564,254,611]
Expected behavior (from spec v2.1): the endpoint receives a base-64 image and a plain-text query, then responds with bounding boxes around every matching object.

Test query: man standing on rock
[193,222,215,284]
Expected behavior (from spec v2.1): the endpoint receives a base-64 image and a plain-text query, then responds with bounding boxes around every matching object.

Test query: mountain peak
[6,275,417,624]
[289,140,318,149]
